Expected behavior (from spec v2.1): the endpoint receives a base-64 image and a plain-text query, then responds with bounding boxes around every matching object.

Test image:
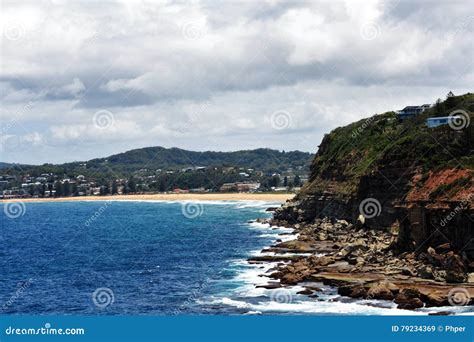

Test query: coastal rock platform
[249,217,474,311]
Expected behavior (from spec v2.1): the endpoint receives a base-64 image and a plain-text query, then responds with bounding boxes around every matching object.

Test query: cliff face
[275,93,474,259]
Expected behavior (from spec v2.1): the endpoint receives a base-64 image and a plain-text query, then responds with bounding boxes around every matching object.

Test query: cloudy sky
[1,0,473,164]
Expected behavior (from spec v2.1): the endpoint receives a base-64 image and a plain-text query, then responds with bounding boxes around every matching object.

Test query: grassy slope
[299,93,474,201]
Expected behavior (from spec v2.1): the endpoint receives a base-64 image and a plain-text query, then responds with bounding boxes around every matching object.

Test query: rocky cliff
[274,93,474,259]
[251,94,474,311]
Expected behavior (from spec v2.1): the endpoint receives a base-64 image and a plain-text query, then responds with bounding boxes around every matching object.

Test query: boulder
[443,252,467,283]
[297,289,313,295]
[316,232,328,241]
[337,285,352,297]
[345,239,368,253]
[427,246,436,256]
[367,281,396,300]
[435,242,452,254]
[422,292,448,307]
[336,219,349,227]
[445,270,467,283]
[433,270,447,282]
[397,298,424,310]
[338,285,367,298]
[395,288,424,310]
[417,265,434,279]
[468,273,474,283]
[280,273,300,285]
[350,285,368,298]
[308,255,335,267]
[256,283,282,289]
[401,267,416,277]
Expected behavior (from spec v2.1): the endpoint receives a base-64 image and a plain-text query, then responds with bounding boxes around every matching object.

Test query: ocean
[1,201,471,315]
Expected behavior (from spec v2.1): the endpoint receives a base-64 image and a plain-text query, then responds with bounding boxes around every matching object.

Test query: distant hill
[0,162,13,169]
[0,162,24,169]
[1,147,313,178]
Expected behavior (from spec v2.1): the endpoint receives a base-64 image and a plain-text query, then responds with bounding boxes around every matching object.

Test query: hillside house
[426,116,460,128]
[397,104,431,120]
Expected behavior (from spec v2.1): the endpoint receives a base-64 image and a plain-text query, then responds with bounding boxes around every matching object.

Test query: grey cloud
[0,0,473,163]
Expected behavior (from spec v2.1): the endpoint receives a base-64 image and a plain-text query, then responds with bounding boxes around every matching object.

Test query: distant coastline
[0,193,294,203]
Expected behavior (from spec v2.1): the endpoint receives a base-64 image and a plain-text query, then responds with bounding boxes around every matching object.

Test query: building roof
[427,116,460,120]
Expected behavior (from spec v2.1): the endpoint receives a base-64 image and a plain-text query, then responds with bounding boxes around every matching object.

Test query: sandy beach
[1,193,294,203]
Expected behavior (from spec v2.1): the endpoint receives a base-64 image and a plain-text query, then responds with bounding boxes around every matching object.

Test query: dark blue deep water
[0,200,280,315]
[2,200,471,315]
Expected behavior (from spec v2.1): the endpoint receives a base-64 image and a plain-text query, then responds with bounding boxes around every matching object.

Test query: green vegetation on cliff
[301,93,474,198]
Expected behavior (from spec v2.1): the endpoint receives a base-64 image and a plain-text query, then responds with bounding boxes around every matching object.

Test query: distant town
[0,165,308,199]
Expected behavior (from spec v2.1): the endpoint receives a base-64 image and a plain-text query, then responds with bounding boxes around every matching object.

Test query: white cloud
[61,78,86,97]
[0,0,472,164]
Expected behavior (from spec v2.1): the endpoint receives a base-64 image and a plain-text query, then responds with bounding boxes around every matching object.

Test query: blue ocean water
[0,200,280,314]
[1,201,472,315]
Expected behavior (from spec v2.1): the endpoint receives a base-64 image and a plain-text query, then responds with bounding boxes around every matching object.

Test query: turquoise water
[1,201,471,315]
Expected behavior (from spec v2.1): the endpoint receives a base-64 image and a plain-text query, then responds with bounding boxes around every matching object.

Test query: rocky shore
[249,216,474,312]
[246,95,474,313]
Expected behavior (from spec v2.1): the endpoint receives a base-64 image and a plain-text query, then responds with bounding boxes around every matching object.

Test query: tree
[270,176,280,188]
[434,98,444,115]
[283,176,288,187]
[158,178,166,192]
[54,181,63,197]
[111,180,118,195]
[63,181,71,196]
[72,183,79,196]
[127,177,136,193]
[293,175,302,187]
[445,91,458,109]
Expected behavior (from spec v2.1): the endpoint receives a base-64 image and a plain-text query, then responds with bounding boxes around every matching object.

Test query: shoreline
[249,217,474,313]
[0,193,295,203]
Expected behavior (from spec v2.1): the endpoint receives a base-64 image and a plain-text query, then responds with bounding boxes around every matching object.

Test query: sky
[1,0,473,164]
